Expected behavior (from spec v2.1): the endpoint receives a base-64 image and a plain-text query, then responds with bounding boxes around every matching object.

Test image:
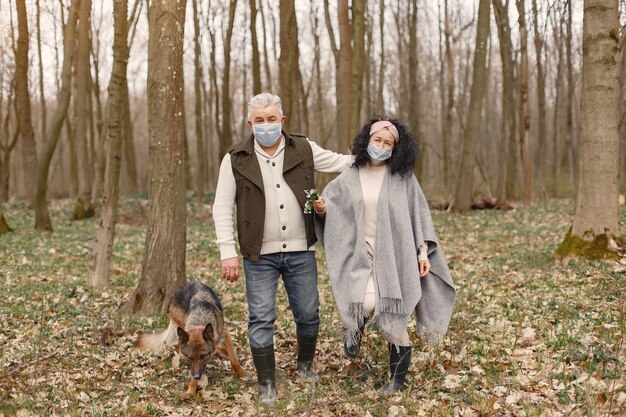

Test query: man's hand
[221,257,240,282]
[419,260,431,277]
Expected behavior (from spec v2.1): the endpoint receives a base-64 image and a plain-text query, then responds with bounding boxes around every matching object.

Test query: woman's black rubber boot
[378,344,412,395]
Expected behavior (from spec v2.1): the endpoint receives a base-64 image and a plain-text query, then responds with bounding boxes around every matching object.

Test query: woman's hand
[313,196,326,215]
[419,260,431,277]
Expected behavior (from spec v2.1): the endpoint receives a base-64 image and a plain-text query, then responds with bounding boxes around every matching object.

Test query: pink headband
[369,121,399,142]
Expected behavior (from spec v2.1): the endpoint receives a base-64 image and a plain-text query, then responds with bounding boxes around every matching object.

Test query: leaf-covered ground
[0,198,624,416]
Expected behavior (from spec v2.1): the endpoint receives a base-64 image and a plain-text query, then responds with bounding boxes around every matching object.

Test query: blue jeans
[243,251,320,349]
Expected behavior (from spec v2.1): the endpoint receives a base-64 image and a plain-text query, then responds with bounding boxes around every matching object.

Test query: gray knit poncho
[316,166,456,347]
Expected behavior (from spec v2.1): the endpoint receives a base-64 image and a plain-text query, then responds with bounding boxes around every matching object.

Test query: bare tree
[531,0,547,184]
[192,0,207,200]
[72,0,94,219]
[91,0,129,288]
[558,0,620,256]
[349,0,365,137]
[129,0,187,315]
[451,0,490,212]
[279,0,305,131]
[15,0,38,206]
[34,0,80,231]
[517,0,532,205]
[258,0,272,91]
[493,0,518,201]
[249,0,262,95]
[377,0,385,112]
[336,0,353,151]
[219,0,237,157]
[36,0,47,143]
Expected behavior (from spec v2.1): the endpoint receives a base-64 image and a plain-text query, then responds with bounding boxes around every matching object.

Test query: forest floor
[0,198,624,417]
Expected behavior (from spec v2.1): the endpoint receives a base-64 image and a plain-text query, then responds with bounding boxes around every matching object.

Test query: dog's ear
[203,324,214,341]
[177,327,189,344]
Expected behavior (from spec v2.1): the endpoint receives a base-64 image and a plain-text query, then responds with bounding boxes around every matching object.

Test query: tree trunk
[258,0,273,91]
[249,0,262,95]
[349,0,366,137]
[310,2,325,143]
[122,83,139,194]
[451,0,490,212]
[129,0,187,315]
[73,0,94,219]
[192,0,207,200]
[564,0,577,185]
[407,0,423,179]
[564,0,620,243]
[337,0,353,152]
[517,0,532,205]
[493,0,518,201]
[531,0,547,187]
[36,0,47,143]
[279,0,304,132]
[91,0,129,288]
[219,0,237,157]
[1,85,20,205]
[15,0,38,206]
[34,0,81,231]
[377,0,385,112]
[442,0,453,191]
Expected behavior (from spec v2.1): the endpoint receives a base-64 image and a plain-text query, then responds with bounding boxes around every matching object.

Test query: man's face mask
[253,123,282,147]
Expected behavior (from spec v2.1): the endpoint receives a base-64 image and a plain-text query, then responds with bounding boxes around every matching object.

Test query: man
[212,93,352,406]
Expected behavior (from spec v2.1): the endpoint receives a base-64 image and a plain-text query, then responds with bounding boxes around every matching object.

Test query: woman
[314,116,456,395]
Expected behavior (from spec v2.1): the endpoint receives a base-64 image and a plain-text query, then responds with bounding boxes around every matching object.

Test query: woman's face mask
[367,143,393,164]
[252,123,282,147]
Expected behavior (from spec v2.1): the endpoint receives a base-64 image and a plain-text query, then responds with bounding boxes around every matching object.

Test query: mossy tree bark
[91,0,129,288]
[0,207,12,234]
[128,0,187,315]
[557,0,620,258]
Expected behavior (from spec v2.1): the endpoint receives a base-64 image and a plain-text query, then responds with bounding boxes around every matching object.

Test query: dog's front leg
[183,376,197,399]
[172,351,180,369]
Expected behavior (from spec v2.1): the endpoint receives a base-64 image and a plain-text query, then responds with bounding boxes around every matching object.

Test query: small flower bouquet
[303,188,320,214]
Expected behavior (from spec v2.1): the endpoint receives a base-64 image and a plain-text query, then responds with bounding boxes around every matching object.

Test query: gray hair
[247,93,283,119]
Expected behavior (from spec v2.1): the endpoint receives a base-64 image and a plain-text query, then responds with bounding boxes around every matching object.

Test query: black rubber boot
[378,344,412,396]
[251,345,277,406]
[343,319,367,359]
[296,335,319,381]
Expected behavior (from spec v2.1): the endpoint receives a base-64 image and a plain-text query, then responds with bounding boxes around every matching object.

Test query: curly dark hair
[350,115,418,176]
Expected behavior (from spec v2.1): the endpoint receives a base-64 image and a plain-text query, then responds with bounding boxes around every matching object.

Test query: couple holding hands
[213,92,456,406]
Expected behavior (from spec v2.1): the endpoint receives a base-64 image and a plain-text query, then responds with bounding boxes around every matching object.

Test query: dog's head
[177,325,217,380]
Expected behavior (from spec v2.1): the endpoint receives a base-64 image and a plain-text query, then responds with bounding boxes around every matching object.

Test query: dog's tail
[134,320,178,353]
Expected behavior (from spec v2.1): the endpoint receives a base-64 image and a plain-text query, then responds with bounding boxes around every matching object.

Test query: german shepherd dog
[134,281,245,397]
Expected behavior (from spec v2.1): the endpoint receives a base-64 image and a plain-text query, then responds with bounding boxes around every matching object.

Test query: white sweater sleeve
[308,139,353,173]
[212,154,239,260]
